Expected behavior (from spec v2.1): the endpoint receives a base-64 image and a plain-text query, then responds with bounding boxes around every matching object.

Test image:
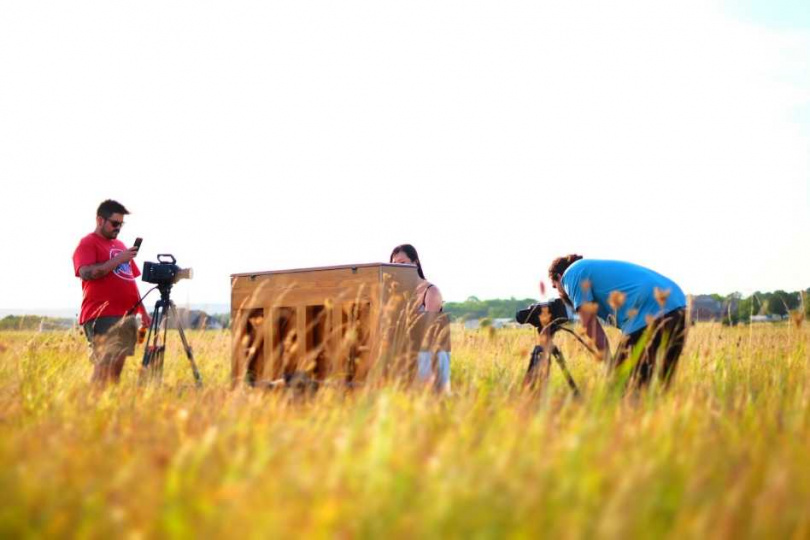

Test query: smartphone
[133,237,143,251]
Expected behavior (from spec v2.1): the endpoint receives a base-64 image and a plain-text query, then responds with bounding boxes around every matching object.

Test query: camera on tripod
[142,254,193,287]
[517,298,579,396]
[139,253,202,387]
[516,298,569,333]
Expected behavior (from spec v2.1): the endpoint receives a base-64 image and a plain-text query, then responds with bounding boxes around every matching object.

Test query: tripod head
[156,282,175,305]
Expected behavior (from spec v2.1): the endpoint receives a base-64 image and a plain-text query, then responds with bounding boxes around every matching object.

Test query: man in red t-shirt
[73,199,151,385]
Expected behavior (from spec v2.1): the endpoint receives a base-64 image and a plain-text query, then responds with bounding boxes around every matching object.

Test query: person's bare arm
[578,307,610,361]
[78,247,138,281]
[424,284,444,312]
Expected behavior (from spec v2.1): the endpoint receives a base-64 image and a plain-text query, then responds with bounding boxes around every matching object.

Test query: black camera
[516,298,569,332]
[142,254,193,287]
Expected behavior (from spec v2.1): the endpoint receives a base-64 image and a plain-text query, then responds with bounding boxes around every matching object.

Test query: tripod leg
[552,349,581,398]
[152,310,168,382]
[139,303,164,385]
[524,345,551,391]
[169,304,204,388]
[140,301,166,384]
[141,304,160,369]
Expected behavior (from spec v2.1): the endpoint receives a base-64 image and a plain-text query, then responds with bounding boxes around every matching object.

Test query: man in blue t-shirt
[548,255,688,389]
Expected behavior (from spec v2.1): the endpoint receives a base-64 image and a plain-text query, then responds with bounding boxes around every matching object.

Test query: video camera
[142,254,193,287]
[516,298,569,333]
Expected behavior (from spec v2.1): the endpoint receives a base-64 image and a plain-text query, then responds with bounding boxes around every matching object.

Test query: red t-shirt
[73,233,144,324]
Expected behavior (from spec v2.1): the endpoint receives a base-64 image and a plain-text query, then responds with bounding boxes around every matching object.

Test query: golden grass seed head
[654,287,671,308]
[608,290,626,311]
[581,279,591,292]
[580,302,599,316]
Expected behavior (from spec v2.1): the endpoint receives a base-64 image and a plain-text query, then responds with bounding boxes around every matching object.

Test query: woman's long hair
[390,244,425,279]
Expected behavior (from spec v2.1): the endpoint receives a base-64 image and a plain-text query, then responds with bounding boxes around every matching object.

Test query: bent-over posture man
[548,255,688,389]
[73,199,151,385]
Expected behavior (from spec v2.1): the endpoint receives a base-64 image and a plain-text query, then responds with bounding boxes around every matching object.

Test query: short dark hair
[390,244,425,279]
[96,199,129,219]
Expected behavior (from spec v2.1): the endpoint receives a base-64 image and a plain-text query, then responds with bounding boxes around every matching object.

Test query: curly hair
[548,254,584,282]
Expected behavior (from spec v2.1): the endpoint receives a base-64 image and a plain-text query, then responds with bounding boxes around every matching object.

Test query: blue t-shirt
[561,259,686,335]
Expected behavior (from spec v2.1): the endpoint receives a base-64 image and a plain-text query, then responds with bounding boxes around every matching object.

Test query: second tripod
[140,285,203,387]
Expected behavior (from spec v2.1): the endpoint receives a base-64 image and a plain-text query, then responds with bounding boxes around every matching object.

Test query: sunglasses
[106,218,125,228]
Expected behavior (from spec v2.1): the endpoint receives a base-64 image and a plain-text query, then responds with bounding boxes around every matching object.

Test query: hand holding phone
[133,237,143,251]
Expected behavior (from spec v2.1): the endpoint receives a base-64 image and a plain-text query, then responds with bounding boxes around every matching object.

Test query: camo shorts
[82,316,138,364]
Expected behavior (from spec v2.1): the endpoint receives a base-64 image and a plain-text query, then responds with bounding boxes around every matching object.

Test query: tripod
[140,284,203,387]
[524,330,580,397]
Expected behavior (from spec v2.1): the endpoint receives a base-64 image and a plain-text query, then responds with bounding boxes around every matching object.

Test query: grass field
[1,322,809,539]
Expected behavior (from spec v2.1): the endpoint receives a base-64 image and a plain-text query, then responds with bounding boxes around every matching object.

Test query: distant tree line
[444,288,810,324]
[1,289,806,331]
[724,288,810,324]
[443,297,538,321]
[0,315,74,331]
[0,312,232,332]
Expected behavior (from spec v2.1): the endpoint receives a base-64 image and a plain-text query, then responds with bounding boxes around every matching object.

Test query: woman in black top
[390,244,449,392]
[389,244,444,313]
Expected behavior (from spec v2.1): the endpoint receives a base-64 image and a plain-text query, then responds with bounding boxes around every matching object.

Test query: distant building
[464,318,516,330]
[164,308,224,330]
[689,295,738,322]
[464,319,480,330]
[492,318,516,329]
[690,295,723,321]
[37,318,74,332]
[750,314,784,323]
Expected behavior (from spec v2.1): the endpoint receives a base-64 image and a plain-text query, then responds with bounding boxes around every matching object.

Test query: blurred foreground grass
[1,323,809,539]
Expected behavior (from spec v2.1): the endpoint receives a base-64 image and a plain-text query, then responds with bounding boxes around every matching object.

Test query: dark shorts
[82,316,138,364]
[613,308,688,389]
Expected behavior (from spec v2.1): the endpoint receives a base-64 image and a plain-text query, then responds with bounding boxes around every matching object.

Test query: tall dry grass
[1,322,809,538]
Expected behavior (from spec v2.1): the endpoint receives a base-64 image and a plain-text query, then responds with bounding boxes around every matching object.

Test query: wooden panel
[230,263,424,386]
[272,306,297,379]
[305,304,328,379]
[232,287,376,312]
[231,265,385,290]
[231,308,267,386]
[262,307,274,382]
[232,262,411,279]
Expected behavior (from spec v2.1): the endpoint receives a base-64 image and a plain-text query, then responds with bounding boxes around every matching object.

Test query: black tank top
[420,284,443,313]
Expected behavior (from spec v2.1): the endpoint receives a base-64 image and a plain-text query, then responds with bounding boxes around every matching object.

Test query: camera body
[142,254,193,286]
[516,298,569,332]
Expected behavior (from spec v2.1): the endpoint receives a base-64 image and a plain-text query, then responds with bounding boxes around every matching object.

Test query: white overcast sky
[1,0,808,314]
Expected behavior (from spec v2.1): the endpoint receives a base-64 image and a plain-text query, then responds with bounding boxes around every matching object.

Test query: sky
[1,0,808,315]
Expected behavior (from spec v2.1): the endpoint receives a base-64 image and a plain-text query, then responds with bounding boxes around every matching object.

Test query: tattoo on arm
[79,262,111,281]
